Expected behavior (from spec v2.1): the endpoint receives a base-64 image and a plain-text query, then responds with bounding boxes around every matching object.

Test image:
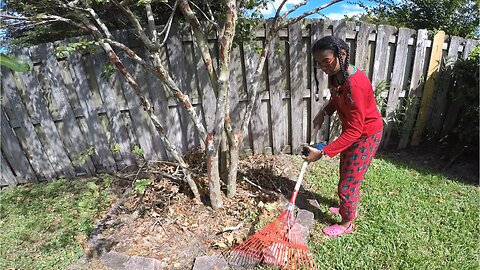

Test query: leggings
[338,130,382,221]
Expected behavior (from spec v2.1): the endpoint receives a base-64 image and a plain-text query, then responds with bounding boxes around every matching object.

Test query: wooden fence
[1,19,478,186]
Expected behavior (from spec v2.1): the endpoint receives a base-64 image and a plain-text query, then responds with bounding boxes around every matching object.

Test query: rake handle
[288,126,320,207]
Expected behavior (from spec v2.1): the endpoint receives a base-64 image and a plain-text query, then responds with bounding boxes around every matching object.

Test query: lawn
[0,176,116,270]
[0,154,478,270]
[305,154,479,270]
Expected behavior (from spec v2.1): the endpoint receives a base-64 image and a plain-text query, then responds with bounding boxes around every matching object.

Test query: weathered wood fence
[1,19,478,186]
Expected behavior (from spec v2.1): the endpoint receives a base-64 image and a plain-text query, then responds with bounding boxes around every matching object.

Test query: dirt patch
[77,153,313,269]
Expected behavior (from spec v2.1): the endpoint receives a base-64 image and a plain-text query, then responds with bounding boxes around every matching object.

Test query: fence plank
[428,36,462,136]
[329,21,356,142]
[267,36,287,154]
[411,31,446,146]
[166,24,190,153]
[310,19,332,142]
[43,43,96,175]
[15,49,76,177]
[0,108,36,184]
[398,29,429,149]
[246,41,268,154]
[192,35,216,133]
[354,23,376,72]
[143,49,170,160]
[90,52,136,167]
[182,41,200,149]
[1,153,17,186]
[117,31,159,160]
[1,68,57,179]
[65,51,117,172]
[371,25,397,91]
[289,22,305,154]
[382,28,416,147]
[229,46,244,127]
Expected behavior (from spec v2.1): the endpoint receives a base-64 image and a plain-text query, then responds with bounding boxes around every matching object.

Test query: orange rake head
[228,210,316,269]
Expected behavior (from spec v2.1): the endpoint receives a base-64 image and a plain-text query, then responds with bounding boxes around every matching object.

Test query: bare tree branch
[158,0,179,46]
[180,0,219,94]
[274,0,289,20]
[277,0,344,30]
[111,0,160,51]
[145,3,158,44]
[280,0,309,20]
[86,7,113,39]
[101,37,209,142]
[188,0,218,28]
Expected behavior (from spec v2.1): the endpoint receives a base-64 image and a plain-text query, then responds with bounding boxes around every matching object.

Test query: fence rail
[1,19,478,186]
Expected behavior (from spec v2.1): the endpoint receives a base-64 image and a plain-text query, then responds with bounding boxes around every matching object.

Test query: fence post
[411,31,445,146]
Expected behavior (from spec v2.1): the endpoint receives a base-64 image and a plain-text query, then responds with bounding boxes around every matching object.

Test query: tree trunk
[226,134,240,198]
[206,135,223,209]
[220,129,229,182]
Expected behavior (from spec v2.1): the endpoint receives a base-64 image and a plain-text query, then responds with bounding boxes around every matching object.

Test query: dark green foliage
[360,0,479,37]
[449,45,479,153]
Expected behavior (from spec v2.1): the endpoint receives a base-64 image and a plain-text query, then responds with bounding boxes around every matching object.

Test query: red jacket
[322,68,383,158]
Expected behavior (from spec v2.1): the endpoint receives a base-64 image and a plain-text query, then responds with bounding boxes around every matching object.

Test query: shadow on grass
[376,147,479,186]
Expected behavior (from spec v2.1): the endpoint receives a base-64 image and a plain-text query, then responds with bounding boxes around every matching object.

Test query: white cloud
[324,4,366,20]
[258,0,306,17]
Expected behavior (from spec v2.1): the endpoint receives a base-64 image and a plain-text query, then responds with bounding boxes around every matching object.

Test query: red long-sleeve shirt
[322,68,383,158]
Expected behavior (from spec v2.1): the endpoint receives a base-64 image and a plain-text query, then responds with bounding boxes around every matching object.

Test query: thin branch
[158,0,179,46]
[102,37,208,141]
[188,0,218,28]
[145,3,158,44]
[277,0,344,30]
[86,7,113,39]
[280,0,309,20]
[274,0,289,20]
[1,14,86,30]
[1,14,29,20]
[111,0,160,51]
[179,0,219,94]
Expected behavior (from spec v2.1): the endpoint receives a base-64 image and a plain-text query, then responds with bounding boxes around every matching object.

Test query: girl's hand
[302,146,324,163]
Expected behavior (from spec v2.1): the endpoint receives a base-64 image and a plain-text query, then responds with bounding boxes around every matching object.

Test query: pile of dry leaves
[86,151,305,269]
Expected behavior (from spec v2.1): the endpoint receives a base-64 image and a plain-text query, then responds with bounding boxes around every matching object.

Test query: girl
[303,36,383,237]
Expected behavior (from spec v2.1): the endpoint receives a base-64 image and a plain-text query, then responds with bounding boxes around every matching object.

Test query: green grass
[302,154,479,270]
[0,176,115,270]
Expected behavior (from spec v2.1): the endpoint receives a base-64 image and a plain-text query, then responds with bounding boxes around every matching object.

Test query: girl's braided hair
[312,36,353,104]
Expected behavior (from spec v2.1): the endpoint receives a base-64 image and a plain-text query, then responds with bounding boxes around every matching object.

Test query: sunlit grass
[0,177,115,270]
[302,154,479,270]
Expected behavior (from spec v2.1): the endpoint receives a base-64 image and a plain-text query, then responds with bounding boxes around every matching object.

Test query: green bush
[450,45,479,153]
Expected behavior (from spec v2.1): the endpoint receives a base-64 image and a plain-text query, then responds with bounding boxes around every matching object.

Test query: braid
[314,67,320,101]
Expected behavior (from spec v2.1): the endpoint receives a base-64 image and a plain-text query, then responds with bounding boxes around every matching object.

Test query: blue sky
[258,0,374,20]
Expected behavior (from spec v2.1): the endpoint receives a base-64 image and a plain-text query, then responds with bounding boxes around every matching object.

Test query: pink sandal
[322,224,355,237]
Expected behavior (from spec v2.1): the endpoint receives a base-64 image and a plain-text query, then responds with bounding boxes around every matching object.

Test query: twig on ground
[216,222,244,235]
[242,176,275,195]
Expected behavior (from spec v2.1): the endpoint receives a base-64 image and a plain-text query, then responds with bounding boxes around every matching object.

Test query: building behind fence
[1,19,478,186]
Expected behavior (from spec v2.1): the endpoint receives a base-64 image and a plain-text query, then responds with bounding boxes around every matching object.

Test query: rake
[228,128,320,269]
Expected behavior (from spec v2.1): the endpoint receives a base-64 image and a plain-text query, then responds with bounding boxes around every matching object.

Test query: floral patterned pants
[338,130,382,221]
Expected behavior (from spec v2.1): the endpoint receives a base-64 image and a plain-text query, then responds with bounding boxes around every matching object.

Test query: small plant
[54,40,98,58]
[112,143,121,154]
[101,62,116,81]
[72,147,95,166]
[132,145,144,157]
[133,178,152,195]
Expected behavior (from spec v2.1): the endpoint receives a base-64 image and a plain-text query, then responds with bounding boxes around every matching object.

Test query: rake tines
[228,211,316,269]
